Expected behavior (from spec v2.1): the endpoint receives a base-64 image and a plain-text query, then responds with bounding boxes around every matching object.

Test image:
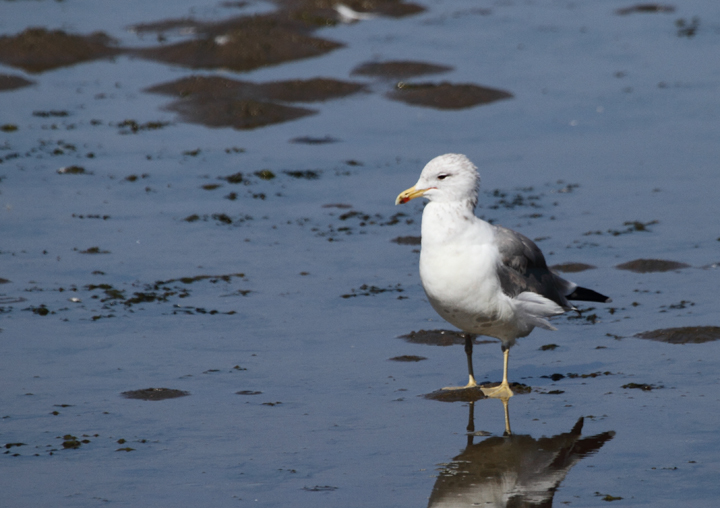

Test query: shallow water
[2,1,720,506]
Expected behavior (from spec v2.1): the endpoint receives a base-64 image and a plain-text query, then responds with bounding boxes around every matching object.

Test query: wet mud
[423,383,531,403]
[0,74,34,92]
[398,329,495,347]
[0,28,120,73]
[131,0,424,72]
[134,28,341,73]
[424,386,486,403]
[57,165,90,175]
[616,258,691,273]
[388,355,427,362]
[121,388,190,401]
[166,97,315,130]
[615,4,676,16]
[551,262,596,273]
[351,60,452,79]
[634,326,720,344]
[149,76,365,103]
[391,235,421,245]
[386,82,513,110]
[622,382,663,391]
[145,76,364,129]
[290,135,339,144]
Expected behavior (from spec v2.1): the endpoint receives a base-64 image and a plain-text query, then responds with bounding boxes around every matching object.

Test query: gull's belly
[419,243,516,337]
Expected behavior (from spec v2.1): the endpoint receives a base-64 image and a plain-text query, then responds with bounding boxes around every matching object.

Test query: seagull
[395,154,610,398]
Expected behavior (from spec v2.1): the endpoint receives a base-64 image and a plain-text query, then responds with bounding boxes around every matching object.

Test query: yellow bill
[395,185,429,205]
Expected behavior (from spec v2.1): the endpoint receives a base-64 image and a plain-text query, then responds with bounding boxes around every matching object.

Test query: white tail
[514,291,565,331]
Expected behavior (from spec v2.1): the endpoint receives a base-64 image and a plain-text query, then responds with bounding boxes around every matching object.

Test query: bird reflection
[428,399,615,508]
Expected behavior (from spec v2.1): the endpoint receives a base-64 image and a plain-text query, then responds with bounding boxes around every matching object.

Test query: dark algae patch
[283,169,321,179]
[78,246,110,254]
[61,435,83,449]
[622,382,662,391]
[391,235,421,245]
[389,355,427,362]
[541,372,614,381]
[597,493,624,501]
[616,259,690,273]
[551,262,596,273]
[290,135,339,144]
[341,283,404,298]
[134,29,339,74]
[248,78,365,102]
[634,326,720,344]
[160,273,246,284]
[584,220,658,236]
[130,1,425,127]
[121,388,190,401]
[303,485,338,492]
[387,82,513,110]
[116,119,171,134]
[4,442,26,449]
[422,386,486,403]
[146,76,364,103]
[616,4,676,15]
[58,165,90,175]
[132,12,344,73]
[163,97,315,130]
[0,74,34,91]
[24,272,254,320]
[351,60,452,79]
[398,329,494,347]
[0,28,120,73]
[146,76,364,130]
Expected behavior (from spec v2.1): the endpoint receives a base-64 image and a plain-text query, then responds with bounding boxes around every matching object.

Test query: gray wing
[493,225,576,309]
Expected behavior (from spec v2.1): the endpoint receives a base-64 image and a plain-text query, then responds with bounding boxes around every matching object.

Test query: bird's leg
[464,334,478,388]
[442,334,478,390]
[481,346,513,399]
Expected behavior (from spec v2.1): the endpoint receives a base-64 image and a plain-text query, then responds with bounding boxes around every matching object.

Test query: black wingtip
[567,286,611,303]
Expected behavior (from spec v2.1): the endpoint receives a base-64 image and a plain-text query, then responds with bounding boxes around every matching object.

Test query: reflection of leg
[466,401,475,434]
[501,396,511,436]
[481,346,513,398]
[442,334,478,390]
[466,401,475,446]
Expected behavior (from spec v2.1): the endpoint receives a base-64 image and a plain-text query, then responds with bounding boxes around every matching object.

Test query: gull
[395,154,610,398]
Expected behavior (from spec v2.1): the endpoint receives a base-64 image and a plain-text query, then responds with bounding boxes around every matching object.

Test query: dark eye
[437,174,449,180]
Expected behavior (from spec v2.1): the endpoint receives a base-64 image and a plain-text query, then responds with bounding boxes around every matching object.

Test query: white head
[395,153,479,206]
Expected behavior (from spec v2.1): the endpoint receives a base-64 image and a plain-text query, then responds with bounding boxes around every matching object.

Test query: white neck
[421,200,492,246]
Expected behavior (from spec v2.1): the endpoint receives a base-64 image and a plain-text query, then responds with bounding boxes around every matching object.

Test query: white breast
[418,202,520,339]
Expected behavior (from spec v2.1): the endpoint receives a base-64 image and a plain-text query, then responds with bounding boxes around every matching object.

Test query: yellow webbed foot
[442,375,478,391]
[481,380,514,399]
